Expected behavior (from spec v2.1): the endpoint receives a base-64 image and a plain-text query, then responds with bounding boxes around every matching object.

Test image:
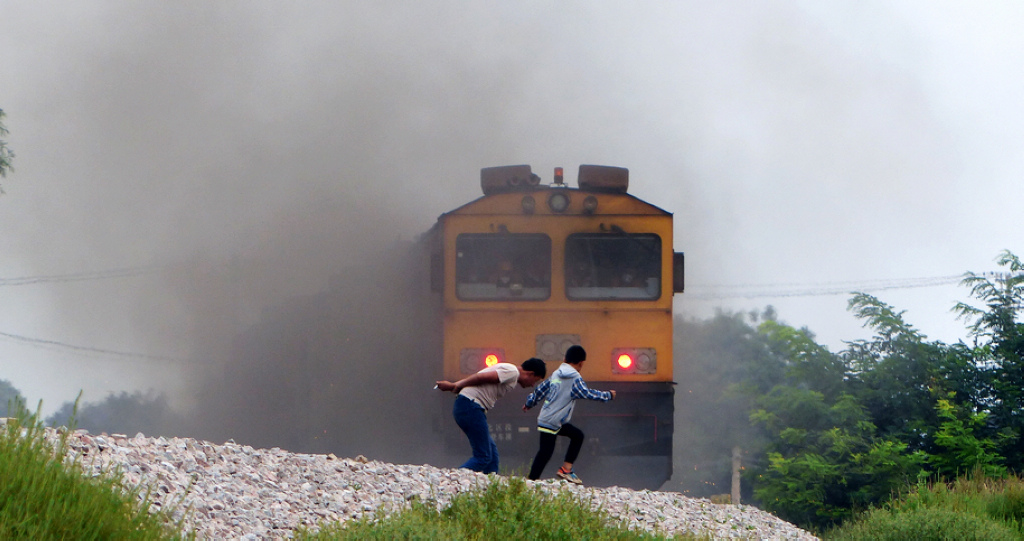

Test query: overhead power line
[0,330,189,363]
[0,266,163,286]
[0,271,1014,361]
[684,275,965,300]
[0,265,988,300]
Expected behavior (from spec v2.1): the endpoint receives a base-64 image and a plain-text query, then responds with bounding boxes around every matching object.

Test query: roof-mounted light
[548,192,570,213]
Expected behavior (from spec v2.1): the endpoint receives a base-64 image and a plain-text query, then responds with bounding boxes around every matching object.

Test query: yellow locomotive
[423,164,684,489]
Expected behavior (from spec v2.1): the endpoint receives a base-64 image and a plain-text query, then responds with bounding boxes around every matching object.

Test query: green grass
[295,476,711,541]
[826,474,1024,540]
[0,398,707,541]
[0,401,190,540]
[15,398,1024,541]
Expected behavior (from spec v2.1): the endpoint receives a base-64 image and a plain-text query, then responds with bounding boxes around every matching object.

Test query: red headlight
[460,348,505,374]
[612,347,657,374]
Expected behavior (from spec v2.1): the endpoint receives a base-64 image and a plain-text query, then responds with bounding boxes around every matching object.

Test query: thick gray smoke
[5,2,1022,488]
[182,243,443,464]
[0,4,571,458]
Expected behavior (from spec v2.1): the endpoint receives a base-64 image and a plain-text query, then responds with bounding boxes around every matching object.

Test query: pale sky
[2,1,1022,415]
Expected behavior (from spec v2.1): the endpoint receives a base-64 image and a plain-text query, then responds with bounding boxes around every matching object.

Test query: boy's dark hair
[521,358,547,378]
[565,345,587,364]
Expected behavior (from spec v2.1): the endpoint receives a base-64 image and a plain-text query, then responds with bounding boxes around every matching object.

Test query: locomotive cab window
[455,234,551,300]
[565,233,661,300]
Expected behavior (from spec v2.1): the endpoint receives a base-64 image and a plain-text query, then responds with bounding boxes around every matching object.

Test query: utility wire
[685,275,965,300]
[0,330,189,363]
[0,266,163,286]
[687,271,1022,300]
[0,267,971,294]
[0,268,1013,361]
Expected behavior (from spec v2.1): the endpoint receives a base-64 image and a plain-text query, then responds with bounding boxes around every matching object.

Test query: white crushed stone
[46,428,818,540]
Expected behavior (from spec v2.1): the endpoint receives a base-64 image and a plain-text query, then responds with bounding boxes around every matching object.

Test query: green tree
[750,388,923,530]
[927,395,1006,479]
[0,379,25,417]
[47,391,182,436]
[758,318,847,397]
[0,108,13,190]
[953,250,1024,470]
[844,293,985,455]
[746,312,928,530]
[671,309,787,498]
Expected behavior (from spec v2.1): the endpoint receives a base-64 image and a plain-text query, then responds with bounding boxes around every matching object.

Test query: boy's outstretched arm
[570,378,615,401]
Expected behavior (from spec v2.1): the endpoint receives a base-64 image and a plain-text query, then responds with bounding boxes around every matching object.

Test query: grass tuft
[825,506,1019,541]
[0,398,190,540]
[296,476,711,540]
[826,472,1024,540]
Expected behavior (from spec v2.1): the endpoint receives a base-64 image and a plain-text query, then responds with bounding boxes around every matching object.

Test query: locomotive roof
[438,186,673,219]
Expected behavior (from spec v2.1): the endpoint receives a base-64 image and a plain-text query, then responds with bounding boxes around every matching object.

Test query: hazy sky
[2,1,1023,415]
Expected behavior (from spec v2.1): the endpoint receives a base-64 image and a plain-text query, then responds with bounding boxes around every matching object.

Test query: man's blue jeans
[453,395,499,473]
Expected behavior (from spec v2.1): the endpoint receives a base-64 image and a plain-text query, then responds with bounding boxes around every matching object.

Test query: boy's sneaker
[557,468,583,485]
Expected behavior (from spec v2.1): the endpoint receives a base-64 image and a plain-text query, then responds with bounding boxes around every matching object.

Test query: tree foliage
[843,294,984,454]
[927,396,1006,480]
[954,250,1024,343]
[745,319,923,530]
[677,253,1023,531]
[0,108,13,189]
[0,379,25,418]
[751,388,922,528]
[46,391,183,437]
[952,250,1024,470]
[671,309,787,498]
[758,318,847,397]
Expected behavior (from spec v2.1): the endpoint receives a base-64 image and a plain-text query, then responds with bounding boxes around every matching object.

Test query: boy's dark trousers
[528,423,584,479]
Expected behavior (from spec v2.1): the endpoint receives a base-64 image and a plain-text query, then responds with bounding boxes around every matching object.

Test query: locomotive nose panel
[535,334,581,362]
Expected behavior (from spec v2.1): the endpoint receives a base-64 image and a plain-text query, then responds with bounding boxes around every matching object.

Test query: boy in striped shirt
[523,345,615,484]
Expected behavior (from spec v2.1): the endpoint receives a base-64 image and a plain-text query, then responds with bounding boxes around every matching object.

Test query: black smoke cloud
[4,4,567,460]
[4,2,983,482]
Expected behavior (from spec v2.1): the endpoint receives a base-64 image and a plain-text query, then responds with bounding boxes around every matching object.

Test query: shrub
[827,473,1024,540]
[827,506,1018,541]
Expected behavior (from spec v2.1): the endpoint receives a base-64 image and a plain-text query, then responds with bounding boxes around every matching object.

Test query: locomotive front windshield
[565,233,661,300]
[455,234,552,300]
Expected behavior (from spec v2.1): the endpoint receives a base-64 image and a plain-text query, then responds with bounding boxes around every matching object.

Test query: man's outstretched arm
[436,370,501,394]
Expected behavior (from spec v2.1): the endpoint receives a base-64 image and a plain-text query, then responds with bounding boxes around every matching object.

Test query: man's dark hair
[521,358,547,378]
[565,345,586,364]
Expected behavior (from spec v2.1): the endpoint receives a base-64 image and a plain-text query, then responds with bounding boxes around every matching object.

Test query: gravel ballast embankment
[50,428,818,540]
